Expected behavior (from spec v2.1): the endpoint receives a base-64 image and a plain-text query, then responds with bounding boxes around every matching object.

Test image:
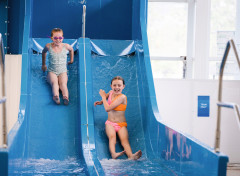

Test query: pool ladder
[0,33,7,148]
[215,39,240,152]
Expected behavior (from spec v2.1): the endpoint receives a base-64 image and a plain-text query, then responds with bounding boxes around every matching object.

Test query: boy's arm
[66,44,74,64]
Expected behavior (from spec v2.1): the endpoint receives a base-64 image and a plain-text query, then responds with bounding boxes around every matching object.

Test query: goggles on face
[51,37,64,40]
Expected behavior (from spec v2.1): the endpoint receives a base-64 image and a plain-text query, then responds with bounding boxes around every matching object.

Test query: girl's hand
[68,61,73,65]
[94,101,103,106]
[99,89,107,98]
[42,65,47,72]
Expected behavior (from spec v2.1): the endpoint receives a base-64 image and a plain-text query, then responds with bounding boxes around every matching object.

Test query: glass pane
[151,60,184,79]
[209,61,240,80]
[209,0,240,80]
[148,2,188,57]
[210,0,236,57]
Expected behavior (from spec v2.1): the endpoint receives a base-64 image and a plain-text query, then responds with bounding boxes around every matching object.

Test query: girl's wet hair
[111,76,125,85]
[51,28,63,37]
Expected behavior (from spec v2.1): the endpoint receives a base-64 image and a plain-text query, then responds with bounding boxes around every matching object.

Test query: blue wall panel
[0,149,8,176]
[86,0,132,39]
[32,0,133,40]
[7,0,24,54]
[32,0,83,39]
[6,0,139,53]
[0,0,8,54]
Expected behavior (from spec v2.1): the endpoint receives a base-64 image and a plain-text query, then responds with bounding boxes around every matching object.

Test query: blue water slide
[6,0,88,175]
[0,0,229,175]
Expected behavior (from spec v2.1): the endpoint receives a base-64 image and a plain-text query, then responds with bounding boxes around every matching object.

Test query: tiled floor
[227,163,240,176]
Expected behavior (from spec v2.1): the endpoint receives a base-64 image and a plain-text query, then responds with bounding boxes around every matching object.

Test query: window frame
[148,0,196,79]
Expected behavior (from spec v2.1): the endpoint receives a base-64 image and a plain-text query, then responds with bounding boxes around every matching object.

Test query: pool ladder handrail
[215,39,240,152]
[0,33,7,148]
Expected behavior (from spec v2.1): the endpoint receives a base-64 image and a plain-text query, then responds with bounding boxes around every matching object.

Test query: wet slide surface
[9,39,87,175]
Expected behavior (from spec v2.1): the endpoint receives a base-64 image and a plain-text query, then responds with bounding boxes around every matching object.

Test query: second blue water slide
[5,0,228,175]
[79,0,228,175]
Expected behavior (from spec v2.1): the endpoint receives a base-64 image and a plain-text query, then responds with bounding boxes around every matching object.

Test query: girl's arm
[42,44,49,71]
[99,90,125,112]
[66,44,74,64]
[94,91,110,106]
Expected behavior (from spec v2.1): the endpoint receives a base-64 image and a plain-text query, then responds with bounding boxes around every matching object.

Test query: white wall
[0,55,21,147]
[154,79,240,163]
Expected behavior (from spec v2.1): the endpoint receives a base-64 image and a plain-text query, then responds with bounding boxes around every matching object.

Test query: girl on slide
[42,28,74,105]
[94,76,142,160]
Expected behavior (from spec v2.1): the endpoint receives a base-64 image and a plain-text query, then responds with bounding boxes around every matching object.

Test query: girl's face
[51,32,64,46]
[111,79,125,95]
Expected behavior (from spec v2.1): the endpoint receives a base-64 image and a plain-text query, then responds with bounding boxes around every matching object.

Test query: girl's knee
[59,83,68,89]
[51,81,59,87]
[108,134,116,140]
[108,134,117,143]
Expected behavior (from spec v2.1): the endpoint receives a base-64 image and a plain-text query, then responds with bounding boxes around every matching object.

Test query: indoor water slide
[8,38,87,175]
[1,0,229,175]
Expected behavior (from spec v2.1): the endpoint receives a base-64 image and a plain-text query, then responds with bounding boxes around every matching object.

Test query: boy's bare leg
[106,124,125,159]
[47,72,60,104]
[118,127,142,160]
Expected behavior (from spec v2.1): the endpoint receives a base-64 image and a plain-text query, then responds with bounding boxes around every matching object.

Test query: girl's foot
[63,96,69,105]
[129,150,142,160]
[111,151,126,159]
[53,95,60,105]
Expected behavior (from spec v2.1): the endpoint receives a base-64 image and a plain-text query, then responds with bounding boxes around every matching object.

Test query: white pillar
[194,0,211,79]
[186,0,196,79]
[236,0,240,45]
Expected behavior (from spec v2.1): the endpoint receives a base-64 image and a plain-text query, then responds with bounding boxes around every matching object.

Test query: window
[151,60,184,79]
[148,2,188,57]
[209,0,240,80]
[148,0,194,79]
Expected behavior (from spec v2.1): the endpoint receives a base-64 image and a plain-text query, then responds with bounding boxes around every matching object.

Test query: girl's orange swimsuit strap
[107,91,127,111]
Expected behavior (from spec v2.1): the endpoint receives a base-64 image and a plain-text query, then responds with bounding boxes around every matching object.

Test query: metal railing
[0,33,7,148]
[214,39,240,152]
[82,5,86,38]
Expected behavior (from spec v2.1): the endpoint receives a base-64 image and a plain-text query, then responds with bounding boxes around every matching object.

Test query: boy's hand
[42,65,47,72]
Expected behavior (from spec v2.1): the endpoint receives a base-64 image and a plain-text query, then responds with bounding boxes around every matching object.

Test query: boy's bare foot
[53,95,60,105]
[111,151,126,159]
[129,150,142,160]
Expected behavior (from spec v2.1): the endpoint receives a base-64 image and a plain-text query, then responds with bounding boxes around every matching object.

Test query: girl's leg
[117,127,142,160]
[105,124,125,159]
[47,72,60,104]
[58,72,69,104]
